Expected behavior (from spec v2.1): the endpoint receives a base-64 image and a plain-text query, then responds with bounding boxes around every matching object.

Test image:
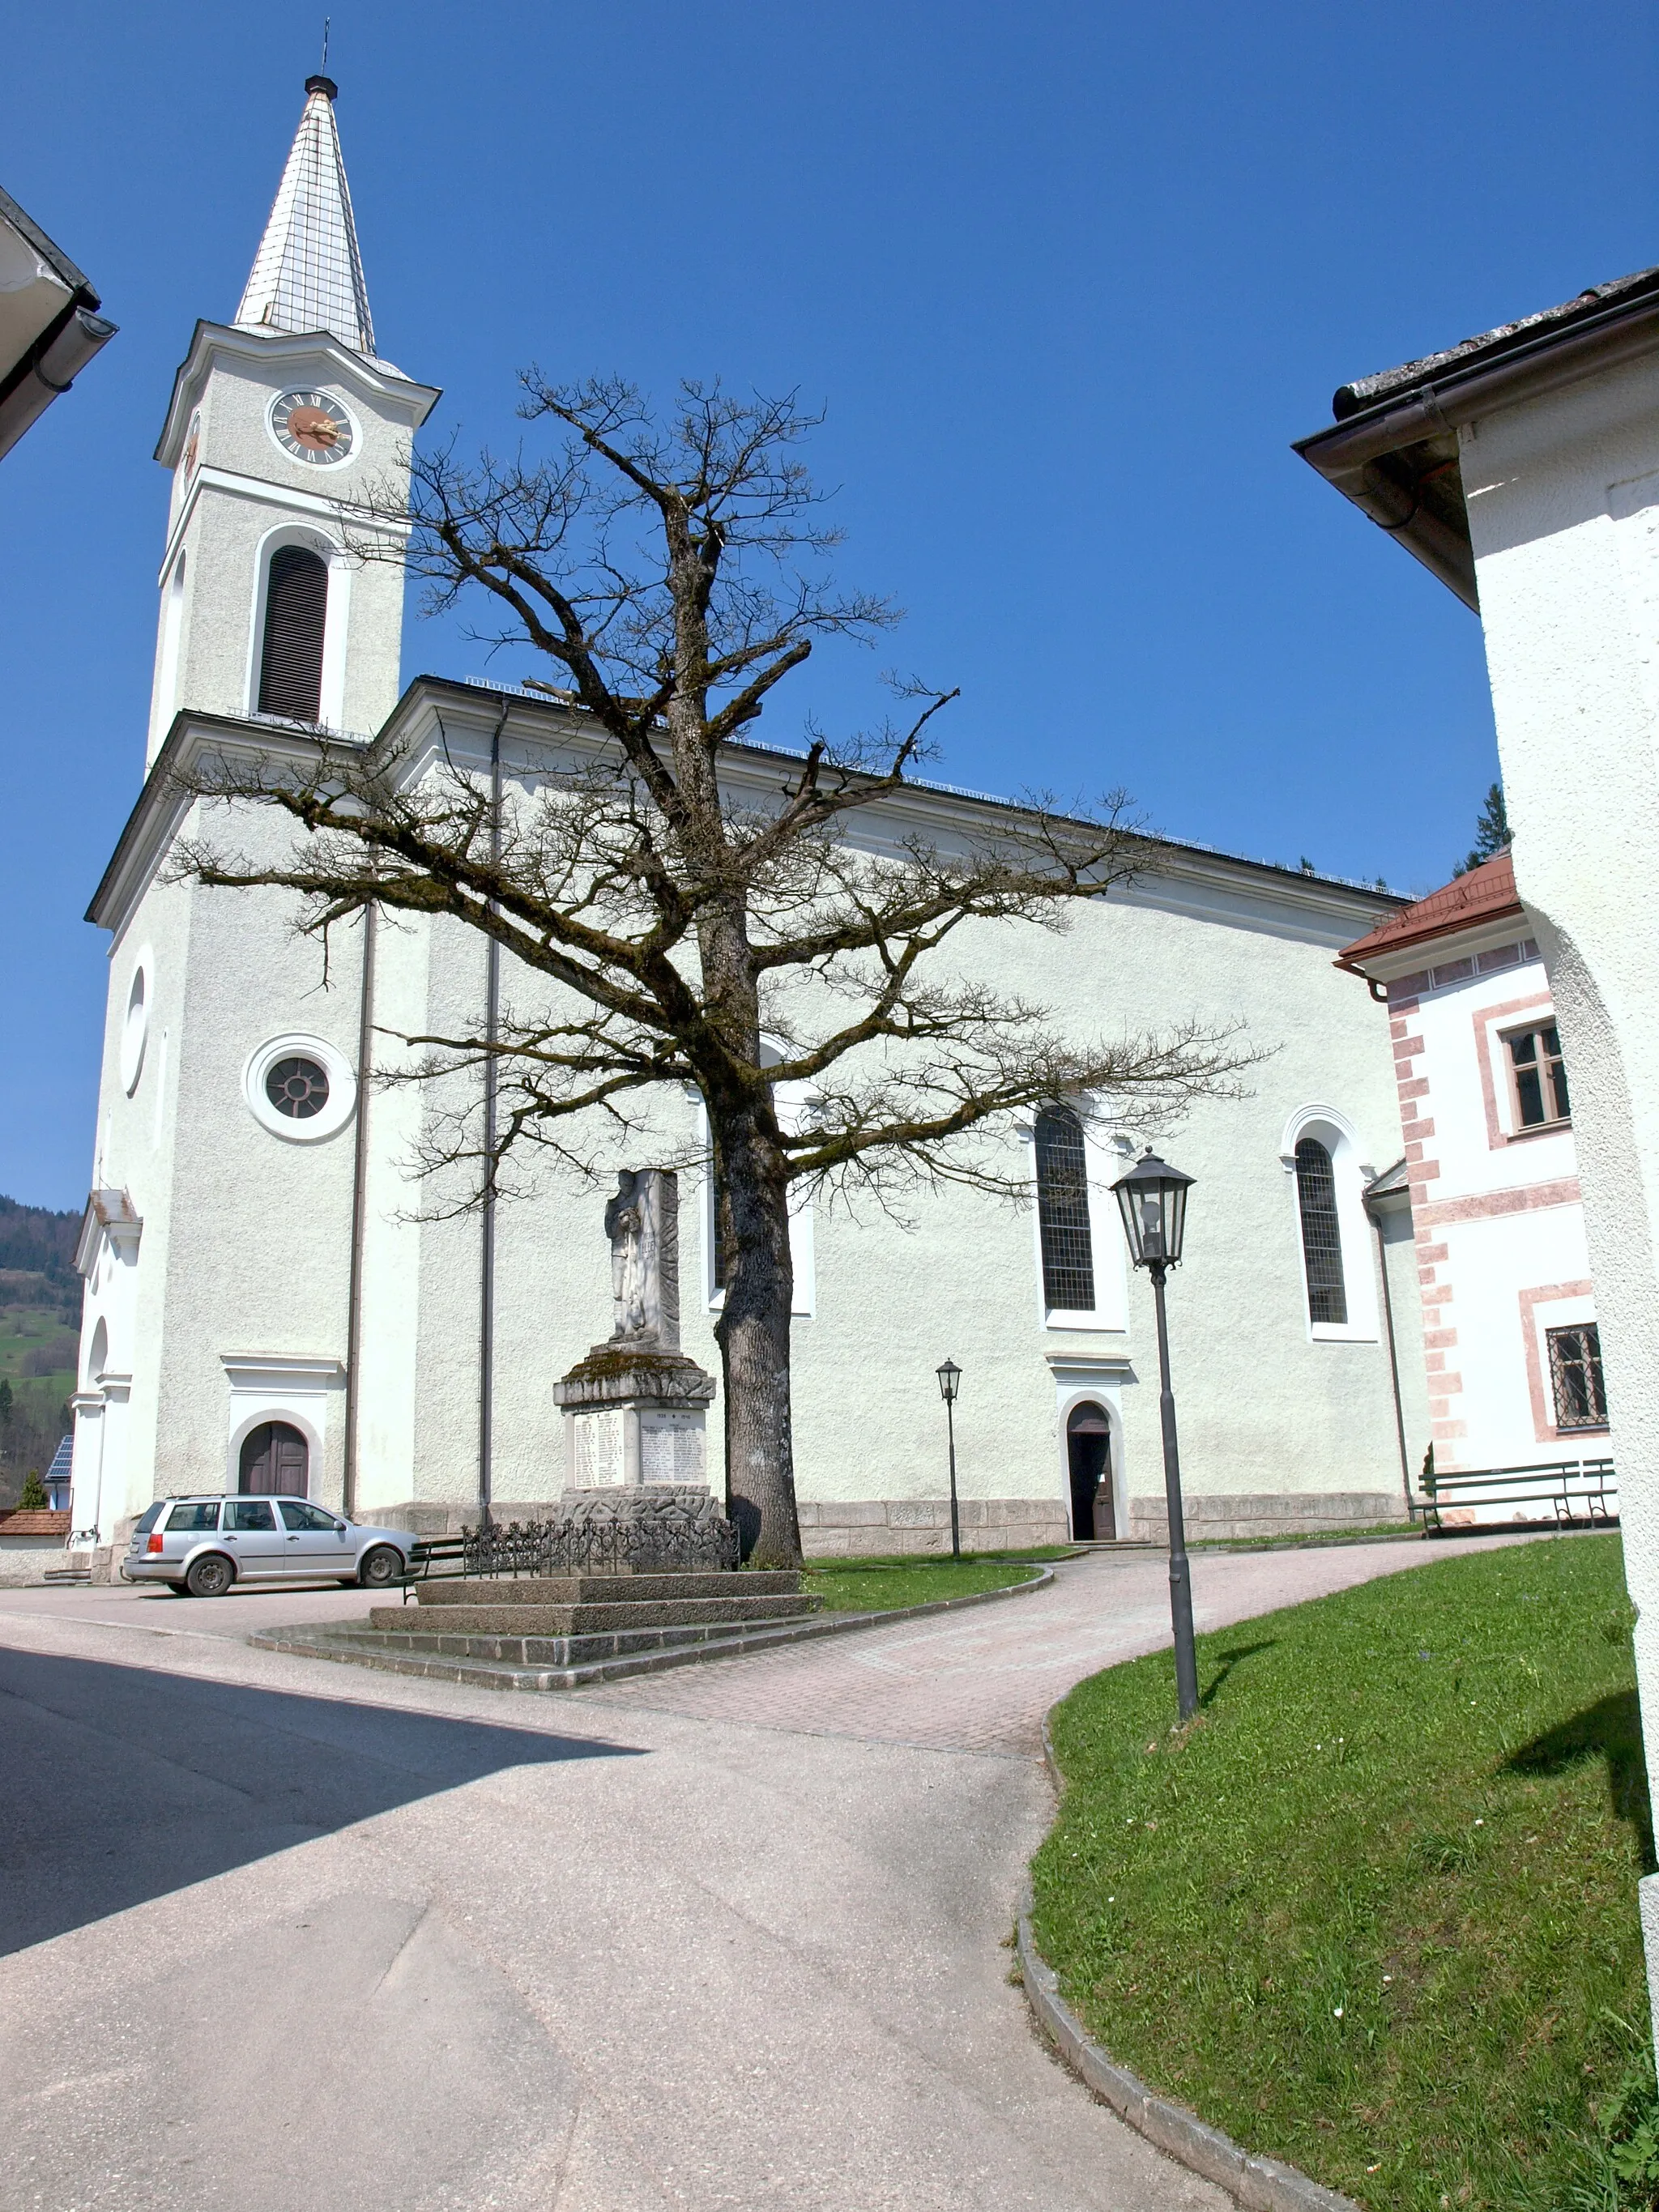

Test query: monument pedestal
[537,1169,736,1571]
[552,1345,718,1490]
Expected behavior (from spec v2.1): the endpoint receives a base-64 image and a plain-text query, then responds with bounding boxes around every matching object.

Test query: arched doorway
[1067,1402,1114,1541]
[239,1421,309,1497]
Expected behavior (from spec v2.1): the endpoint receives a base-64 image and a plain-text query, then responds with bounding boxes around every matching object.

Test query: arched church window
[258,544,329,722]
[1294,1136,1347,1326]
[1035,1105,1095,1313]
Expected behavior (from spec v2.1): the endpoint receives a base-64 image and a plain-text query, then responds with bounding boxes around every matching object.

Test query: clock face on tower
[269,389,356,466]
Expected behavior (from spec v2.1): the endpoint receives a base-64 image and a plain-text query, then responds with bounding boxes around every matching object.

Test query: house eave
[1293,283,1659,611]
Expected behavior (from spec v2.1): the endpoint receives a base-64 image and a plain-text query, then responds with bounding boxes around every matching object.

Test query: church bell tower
[144,76,440,765]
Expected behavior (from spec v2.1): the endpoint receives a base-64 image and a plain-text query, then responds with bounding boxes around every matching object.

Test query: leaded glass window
[1295,1136,1347,1326]
[1036,1106,1095,1313]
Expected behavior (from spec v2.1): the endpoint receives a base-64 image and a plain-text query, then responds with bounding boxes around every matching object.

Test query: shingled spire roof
[234,75,377,362]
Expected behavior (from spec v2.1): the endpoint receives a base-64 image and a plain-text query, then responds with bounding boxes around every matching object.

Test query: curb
[247,1562,1056,1690]
[1021,1715,1361,2212]
[1016,1910,1360,2212]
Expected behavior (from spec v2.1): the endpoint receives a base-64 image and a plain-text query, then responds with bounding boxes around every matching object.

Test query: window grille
[1294,1136,1347,1325]
[258,544,329,721]
[1507,1024,1571,1128]
[1547,1323,1608,1429]
[1035,1106,1095,1312]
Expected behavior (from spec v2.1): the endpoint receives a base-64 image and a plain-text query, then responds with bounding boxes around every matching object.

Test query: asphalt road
[0,1536,1523,2211]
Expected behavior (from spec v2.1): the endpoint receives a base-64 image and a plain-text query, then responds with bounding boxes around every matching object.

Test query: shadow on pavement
[0,1644,645,1954]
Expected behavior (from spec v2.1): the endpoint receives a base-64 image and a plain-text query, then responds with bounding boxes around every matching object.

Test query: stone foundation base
[795,1497,1070,1557]
[1128,1490,1401,1544]
[0,1543,71,1586]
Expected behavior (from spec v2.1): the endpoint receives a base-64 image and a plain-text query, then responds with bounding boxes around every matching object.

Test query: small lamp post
[1112,1149,1200,1723]
[936,1357,962,1560]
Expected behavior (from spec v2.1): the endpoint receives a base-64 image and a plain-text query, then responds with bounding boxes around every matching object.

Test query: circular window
[120,961,150,1095]
[244,1034,356,1143]
[265,1056,330,1119]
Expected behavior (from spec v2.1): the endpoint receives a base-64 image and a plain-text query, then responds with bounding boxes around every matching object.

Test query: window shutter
[258,546,330,721]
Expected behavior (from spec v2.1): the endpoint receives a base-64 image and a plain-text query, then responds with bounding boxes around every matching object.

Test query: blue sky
[1,0,1653,1208]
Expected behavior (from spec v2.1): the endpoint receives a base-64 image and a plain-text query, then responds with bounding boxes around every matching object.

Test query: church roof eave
[153,318,441,466]
[382,675,1410,942]
[91,682,1407,948]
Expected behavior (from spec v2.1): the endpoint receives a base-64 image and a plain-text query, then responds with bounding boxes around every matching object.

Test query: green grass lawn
[1030,1534,1653,2212]
[803,1549,1062,1612]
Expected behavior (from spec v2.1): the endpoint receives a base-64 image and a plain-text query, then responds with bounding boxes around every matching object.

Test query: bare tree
[172,377,1252,1567]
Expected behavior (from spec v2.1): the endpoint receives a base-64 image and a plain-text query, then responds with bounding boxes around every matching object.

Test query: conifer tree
[1452,782,1511,877]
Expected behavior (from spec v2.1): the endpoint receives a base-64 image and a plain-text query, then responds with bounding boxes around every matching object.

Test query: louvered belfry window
[258,544,329,721]
[1036,1105,1095,1313]
[1295,1136,1348,1325]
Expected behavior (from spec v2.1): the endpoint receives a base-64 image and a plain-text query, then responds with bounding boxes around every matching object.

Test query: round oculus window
[244,1034,356,1143]
[264,1055,330,1119]
[269,389,356,467]
[119,963,150,1095]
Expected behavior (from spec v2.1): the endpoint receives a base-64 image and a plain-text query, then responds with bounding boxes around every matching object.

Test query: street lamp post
[936,1358,962,1560]
[1112,1149,1200,1724]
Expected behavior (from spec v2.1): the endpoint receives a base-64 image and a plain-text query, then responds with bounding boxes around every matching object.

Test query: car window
[134,1502,165,1535]
[166,1501,223,1533]
[277,1500,341,1532]
[224,1499,277,1532]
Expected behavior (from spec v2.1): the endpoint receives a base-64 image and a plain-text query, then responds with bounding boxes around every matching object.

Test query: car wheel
[358,1545,403,1590]
[185,1553,235,1599]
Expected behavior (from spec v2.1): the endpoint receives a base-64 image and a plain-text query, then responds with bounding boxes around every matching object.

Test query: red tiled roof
[1337,850,1522,970]
[0,1510,70,1536]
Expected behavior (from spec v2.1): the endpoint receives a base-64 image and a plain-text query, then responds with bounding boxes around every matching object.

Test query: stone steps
[246,1562,1056,1691]
[366,1592,822,1636]
[249,1609,850,1690]
[411,1571,802,1607]
[311,1616,801,1665]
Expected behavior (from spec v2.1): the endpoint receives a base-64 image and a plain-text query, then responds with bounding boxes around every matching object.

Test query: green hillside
[0,1196,80,1507]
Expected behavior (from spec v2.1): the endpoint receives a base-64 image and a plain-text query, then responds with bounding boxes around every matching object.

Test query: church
[66,77,1427,1573]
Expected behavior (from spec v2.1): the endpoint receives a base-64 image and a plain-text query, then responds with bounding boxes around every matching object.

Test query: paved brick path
[584,1536,1516,1756]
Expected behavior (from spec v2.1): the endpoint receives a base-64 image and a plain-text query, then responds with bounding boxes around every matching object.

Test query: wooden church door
[239,1421,309,1498]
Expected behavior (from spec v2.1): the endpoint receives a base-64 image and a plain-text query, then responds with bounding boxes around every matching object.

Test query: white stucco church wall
[68,74,1425,1571]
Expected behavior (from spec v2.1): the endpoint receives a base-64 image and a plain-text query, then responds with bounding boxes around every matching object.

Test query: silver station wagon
[122,1495,419,1598]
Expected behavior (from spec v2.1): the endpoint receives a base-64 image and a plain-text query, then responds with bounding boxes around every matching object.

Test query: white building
[1298,262,1659,2027]
[1338,851,1606,1483]
[69,77,1425,1571]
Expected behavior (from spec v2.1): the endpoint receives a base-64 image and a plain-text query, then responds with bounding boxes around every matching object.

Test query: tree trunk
[712,1103,802,1569]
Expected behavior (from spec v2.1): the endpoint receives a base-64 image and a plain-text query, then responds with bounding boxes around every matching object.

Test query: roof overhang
[89,676,1408,947]
[0,184,115,462]
[1293,273,1659,612]
[154,319,441,466]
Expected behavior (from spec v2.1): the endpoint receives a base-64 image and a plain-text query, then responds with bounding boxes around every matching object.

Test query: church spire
[234,75,377,361]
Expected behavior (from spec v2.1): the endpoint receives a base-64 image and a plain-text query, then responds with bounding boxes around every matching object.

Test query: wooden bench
[394,1534,471,1600]
[1417,1456,1617,1534]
